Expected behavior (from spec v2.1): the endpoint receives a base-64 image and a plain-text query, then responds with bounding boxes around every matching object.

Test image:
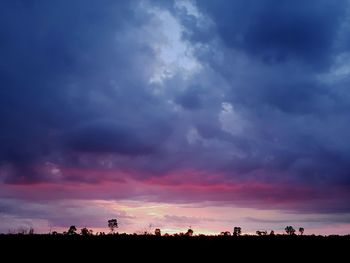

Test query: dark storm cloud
[0,0,350,216]
[197,0,348,68]
[182,0,350,189]
[0,0,173,182]
[64,119,171,155]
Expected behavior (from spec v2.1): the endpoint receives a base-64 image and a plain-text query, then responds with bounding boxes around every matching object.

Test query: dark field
[1,234,348,258]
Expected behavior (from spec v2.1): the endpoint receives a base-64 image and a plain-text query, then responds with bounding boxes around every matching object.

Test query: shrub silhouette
[186,228,194,236]
[299,227,304,236]
[256,230,267,236]
[67,225,77,235]
[81,227,93,236]
[155,228,161,236]
[233,227,242,236]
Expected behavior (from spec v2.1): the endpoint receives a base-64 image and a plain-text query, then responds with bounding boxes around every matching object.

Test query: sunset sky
[1,0,350,235]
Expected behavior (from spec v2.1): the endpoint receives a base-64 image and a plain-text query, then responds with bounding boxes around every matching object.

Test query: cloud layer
[1,0,350,233]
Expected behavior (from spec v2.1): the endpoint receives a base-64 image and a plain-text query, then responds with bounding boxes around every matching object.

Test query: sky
[1,0,350,235]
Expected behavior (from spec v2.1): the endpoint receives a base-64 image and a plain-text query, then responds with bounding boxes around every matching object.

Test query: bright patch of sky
[147,3,202,85]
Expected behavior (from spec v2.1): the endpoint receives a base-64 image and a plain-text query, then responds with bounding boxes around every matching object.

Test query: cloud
[245,216,350,225]
[0,0,350,232]
[197,0,348,69]
[64,119,171,155]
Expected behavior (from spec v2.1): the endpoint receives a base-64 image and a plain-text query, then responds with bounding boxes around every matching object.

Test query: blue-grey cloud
[0,0,350,216]
[197,0,348,69]
[64,119,171,155]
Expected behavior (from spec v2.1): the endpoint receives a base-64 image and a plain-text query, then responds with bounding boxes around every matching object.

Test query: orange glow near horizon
[2,198,349,236]
[1,167,349,236]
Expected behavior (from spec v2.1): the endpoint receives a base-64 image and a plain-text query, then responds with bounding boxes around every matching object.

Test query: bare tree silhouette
[108,219,118,234]
[285,226,296,235]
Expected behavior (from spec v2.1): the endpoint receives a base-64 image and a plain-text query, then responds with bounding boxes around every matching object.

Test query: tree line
[46,219,306,237]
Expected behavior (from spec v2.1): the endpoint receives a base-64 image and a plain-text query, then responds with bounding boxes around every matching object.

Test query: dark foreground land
[1,234,349,259]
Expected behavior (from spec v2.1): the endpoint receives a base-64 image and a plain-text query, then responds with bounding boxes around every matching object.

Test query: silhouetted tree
[108,219,118,234]
[28,227,34,235]
[256,230,267,236]
[299,227,304,236]
[233,227,242,236]
[155,228,161,236]
[81,227,92,236]
[285,226,296,235]
[269,230,275,236]
[67,225,77,235]
[220,231,231,236]
[186,228,193,236]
